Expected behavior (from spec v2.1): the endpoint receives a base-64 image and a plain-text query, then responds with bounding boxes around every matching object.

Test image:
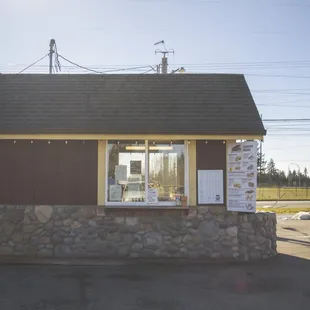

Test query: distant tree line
[257,152,309,187]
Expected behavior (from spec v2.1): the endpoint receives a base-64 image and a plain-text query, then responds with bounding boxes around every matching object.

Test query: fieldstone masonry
[0,205,277,261]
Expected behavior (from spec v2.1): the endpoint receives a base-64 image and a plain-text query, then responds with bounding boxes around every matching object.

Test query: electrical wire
[101,65,155,73]
[57,54,107,74]
[54,42,61,72]
[141,67,156,74]
[18,54,49,74]
[57,54,155,74]
[246,73,310,79]
[258,104,310,108]
[263,118,310,122]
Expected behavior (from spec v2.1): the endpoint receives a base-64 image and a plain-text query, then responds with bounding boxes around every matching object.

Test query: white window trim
[105,139,189,206]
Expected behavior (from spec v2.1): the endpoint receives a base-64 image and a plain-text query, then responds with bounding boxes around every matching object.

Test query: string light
[13,140,16,144]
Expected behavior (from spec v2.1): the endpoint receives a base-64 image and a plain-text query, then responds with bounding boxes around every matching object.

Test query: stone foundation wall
[0,205,277,261]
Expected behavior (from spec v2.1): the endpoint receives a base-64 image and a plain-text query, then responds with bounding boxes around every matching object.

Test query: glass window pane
[148,141,185,203]
[107,141,145,202]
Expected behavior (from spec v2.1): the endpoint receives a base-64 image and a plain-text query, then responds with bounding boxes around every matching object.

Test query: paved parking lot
[277,217,310,260]
[0,219,309,310]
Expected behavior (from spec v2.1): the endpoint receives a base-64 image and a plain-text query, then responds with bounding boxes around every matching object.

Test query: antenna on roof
[154,40,174,74]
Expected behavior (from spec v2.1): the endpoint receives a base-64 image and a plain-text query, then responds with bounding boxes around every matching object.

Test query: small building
[0,74,276,260]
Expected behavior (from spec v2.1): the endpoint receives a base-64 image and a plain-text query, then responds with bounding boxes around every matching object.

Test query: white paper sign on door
[115,165,127,182]
[109,185,122,201]
[148,188,158,204]
[198,170,224,204]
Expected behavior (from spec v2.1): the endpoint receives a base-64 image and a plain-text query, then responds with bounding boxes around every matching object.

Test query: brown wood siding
[0,140,97,205]
[196,140,227,205]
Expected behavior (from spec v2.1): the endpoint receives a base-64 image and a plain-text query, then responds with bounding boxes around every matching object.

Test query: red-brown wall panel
[0,140,98,205]
[196,140,227,205]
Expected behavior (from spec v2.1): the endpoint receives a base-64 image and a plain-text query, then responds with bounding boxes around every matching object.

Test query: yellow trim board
[188,141,197,206]
[0,134,264,141]
[97,140,106,205]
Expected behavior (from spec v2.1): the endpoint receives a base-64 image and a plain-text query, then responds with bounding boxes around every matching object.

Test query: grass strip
[257,207,310,214]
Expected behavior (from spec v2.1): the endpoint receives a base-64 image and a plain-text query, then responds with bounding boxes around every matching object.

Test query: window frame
[105,139,189,206]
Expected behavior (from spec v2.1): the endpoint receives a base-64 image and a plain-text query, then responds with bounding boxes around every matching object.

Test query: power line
[258,104,310,108]
[141,67,156,74]
[7,60,310,70]
[246,73,310,79]
[268,144,310,150]
[57,54,155,74]
[263,118,310,122]
[18,54,49,74]
[261,99,310,105]
[57,54,107,74]
[101,65,155,73]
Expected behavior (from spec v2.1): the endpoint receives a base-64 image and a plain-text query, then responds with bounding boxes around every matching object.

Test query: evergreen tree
[257,151,267,175]
[266,158,277,177]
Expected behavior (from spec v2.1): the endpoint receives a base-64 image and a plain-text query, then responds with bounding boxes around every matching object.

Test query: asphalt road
[1,253,310,310]
[1,205,309,310]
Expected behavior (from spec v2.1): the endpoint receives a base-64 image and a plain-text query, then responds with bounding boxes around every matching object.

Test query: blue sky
[1,0,310,174]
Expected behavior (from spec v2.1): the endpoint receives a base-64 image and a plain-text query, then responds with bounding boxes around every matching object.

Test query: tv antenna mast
[154,40,174,74]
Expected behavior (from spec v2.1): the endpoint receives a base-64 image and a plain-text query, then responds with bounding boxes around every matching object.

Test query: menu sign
[227,141,257,212]
[130,160,142,175]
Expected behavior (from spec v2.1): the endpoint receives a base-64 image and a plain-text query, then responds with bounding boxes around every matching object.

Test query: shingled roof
[0,74,265,135]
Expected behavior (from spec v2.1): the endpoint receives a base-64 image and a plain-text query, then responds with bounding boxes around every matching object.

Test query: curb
[0,256,277,267]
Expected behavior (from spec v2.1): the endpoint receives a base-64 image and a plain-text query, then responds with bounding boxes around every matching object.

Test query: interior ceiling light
[150,146,173,151]
[125,146,173,151]
[125,146,145,151]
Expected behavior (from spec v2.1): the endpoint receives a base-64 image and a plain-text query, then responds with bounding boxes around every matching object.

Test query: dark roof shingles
[0,74,265,135]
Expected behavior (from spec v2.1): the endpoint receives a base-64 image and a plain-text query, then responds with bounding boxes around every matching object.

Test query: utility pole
[49,39,55,74]
[154,40,174,74]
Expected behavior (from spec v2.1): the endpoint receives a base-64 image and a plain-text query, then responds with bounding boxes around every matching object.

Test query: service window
[106,140,187,206]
